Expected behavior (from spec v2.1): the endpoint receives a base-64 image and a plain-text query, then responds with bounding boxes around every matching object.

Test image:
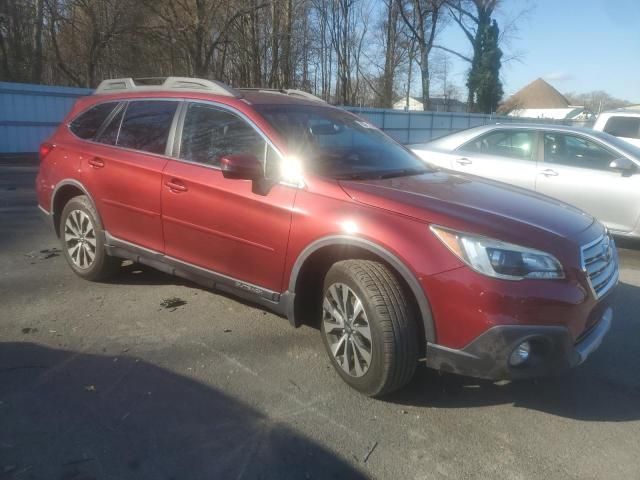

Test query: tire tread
[60,195,120,281]
[328,259,418,396]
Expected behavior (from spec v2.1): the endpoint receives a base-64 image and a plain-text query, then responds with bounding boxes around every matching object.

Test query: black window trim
[94,101,126,142]
[172,100,284,170]
[541,130,623,171]
[111,99,182,156]
[169,99,303,188]
[67,97,183,160]
[67,100,121,141]
[68,96,299,187]
[455,127,537,161]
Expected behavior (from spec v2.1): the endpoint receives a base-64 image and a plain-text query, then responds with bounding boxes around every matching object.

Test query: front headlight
[430,225,565,280]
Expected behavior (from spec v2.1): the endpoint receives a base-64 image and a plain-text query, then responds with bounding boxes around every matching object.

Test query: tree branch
[433,44,472,62]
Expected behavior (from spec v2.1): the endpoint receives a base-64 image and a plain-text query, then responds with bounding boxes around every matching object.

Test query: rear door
[81,99,179,252]
[160,101,296,293]
[535,131,640,233]
[451,129,538,189]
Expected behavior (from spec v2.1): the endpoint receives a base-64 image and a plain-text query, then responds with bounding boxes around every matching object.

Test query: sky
[437,0,640,103]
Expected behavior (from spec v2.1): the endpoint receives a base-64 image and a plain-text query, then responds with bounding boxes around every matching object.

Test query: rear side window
[179,103,266,167]
[603,116,640,139]
[96,105,125,146]
[69,102,118,139]
[458,130,535,160]
[116,101,178,155]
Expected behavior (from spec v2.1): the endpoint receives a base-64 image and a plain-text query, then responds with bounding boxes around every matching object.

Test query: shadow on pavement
[0,342,367,480]
[104,266,640,423]
[386,281,640,422]
[107,261,194,287]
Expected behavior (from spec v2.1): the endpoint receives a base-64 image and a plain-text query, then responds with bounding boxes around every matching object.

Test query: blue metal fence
[0,81,594,154]
[0,82,91,154]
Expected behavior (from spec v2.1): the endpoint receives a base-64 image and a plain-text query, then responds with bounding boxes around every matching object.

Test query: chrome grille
[581,234,618,299]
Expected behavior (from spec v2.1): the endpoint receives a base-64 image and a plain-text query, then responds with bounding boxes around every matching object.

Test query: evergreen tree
[466,18,503,113]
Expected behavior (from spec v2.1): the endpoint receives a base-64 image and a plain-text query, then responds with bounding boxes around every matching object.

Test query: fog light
[509,341,531,366]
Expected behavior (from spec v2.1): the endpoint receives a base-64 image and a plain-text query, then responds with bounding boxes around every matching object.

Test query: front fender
[288,234,437,343]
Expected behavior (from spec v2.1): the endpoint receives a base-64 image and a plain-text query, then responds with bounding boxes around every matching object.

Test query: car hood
[339,170,595,246]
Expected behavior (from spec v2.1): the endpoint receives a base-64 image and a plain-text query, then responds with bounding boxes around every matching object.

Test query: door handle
[539,168,559,177]
[88,157,104,169]
[455,157,472,166]
[165,179,188,192]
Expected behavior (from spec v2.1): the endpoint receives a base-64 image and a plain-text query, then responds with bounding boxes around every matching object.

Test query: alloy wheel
[322,283,373,377]
[64,209,97,269]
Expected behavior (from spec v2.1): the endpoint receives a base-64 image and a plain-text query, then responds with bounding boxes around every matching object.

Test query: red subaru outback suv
[37,77,618,396]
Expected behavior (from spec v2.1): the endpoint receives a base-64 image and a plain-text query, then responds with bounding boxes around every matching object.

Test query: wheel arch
[288,235,436,345]
[51,180,99,237]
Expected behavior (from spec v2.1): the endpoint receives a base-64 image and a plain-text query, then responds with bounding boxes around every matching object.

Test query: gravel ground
[1,165,639,480]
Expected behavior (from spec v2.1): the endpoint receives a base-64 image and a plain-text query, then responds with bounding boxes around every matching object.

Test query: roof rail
[238,88,326,103]
[95,77,242,98]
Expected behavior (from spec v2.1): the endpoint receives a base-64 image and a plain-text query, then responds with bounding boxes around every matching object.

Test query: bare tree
[142,0,268,81]
[0,0,452,108]
[565,90,633,115]
[398,0,445,111]
[0,0,45,82]
[46,0,141,86]
[31,0,45,82]
[379,0,401,107]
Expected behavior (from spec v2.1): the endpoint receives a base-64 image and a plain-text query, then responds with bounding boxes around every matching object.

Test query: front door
[535,131,640,233]
[161,102,296,292]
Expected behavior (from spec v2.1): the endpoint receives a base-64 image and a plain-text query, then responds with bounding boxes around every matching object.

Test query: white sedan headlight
[430,225,565,280]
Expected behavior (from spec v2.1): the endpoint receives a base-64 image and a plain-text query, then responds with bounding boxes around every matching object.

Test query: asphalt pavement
[1,164,639,480]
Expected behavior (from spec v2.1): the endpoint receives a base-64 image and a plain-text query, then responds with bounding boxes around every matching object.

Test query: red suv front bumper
[424,305,613,380]
[420,248,618,380]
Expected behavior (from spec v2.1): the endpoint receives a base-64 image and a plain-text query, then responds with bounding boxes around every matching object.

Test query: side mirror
[220,154,263,180]
[609,157,636,173]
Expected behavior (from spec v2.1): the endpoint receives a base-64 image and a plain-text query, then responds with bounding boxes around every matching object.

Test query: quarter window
[459,130,535,160]
[69,102,118,140]
[603,116,640,139]
[179,103,266,167]
[116,101,178,155]
[96,105,124,146]
[544,133,617,170]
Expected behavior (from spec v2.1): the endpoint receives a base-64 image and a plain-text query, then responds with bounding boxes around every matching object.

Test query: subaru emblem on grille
[602,237,611,260]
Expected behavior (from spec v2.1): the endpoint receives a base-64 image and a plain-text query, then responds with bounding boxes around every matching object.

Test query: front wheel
[321,260,419,397]
[60,195,120,281]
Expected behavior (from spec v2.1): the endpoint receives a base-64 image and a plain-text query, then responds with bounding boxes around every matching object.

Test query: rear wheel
[60,195,120,281]
[321,260,419,397]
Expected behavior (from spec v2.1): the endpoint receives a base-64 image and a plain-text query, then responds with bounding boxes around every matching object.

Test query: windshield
[255,105,432,179]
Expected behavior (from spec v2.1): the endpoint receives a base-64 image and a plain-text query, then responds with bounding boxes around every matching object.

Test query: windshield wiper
[332,172,377,180]
[333,168,429,181]
[375,168,430,179]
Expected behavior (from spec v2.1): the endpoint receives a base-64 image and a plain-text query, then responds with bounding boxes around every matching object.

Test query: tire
[59,195,120,281]
[320,260,419,397]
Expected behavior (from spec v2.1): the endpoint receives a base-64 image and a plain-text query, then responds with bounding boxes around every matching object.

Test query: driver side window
[543,133,617,170]
[180,103,266,167]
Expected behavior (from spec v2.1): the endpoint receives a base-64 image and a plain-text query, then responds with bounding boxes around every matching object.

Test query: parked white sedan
[411,124,640,239]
